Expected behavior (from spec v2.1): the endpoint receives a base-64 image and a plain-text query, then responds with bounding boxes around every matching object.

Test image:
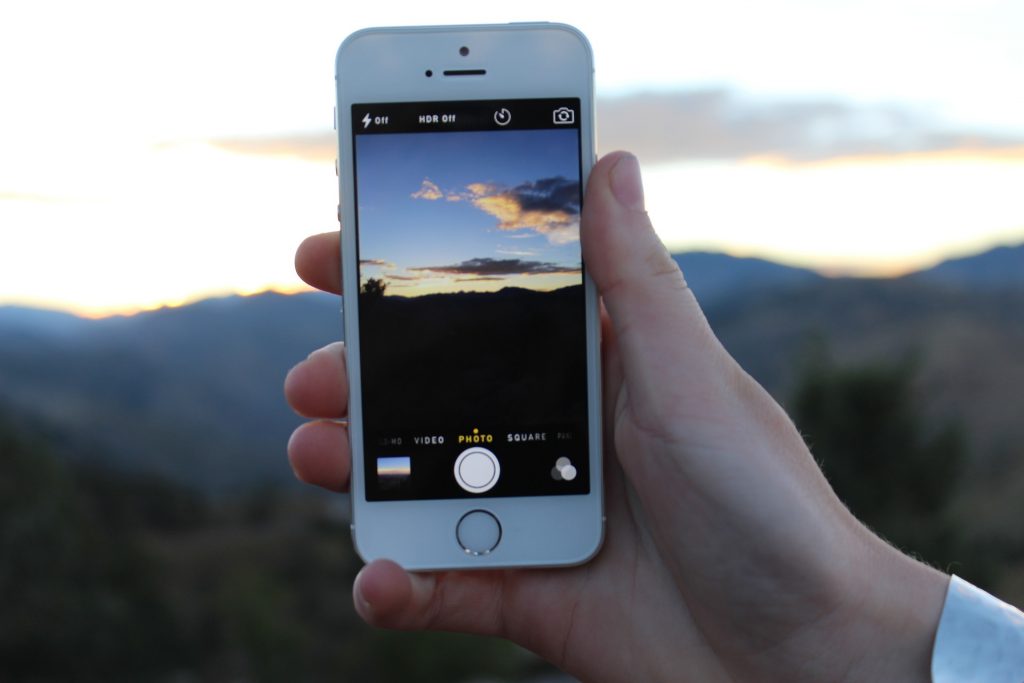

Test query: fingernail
[285,428,307,483]
[407,571,436,602]
[609,153,645,212]
[353,574,376,621]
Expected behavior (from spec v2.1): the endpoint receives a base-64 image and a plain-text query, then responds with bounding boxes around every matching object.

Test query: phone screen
[351,98,590,501]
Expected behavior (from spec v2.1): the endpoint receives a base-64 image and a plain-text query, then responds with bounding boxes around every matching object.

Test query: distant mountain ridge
[910,243,1024,289]
[670,251,823,304]
[1,241,1022,493]
[0,305,91,338]
[0,291,343,492]
[2,241,1022,332]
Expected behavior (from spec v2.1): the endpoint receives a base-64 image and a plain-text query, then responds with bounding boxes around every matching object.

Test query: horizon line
[3,240,1021,320]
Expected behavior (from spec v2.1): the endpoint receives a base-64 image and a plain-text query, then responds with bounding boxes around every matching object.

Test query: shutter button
[453,447,500,493]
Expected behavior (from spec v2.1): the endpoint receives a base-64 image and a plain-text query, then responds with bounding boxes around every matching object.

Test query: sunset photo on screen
[353,126,588,432]
[355,127,583,298]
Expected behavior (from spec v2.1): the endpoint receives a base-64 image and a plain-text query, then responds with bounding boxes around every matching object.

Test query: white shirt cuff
[932,574,1024,683]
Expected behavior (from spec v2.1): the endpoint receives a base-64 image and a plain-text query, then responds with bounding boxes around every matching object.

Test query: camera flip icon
[552,106,575,125]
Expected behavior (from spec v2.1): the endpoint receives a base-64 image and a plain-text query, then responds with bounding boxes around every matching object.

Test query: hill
[910,242,1024,290]
[0,291,342,492]
[671,251,822,305]
[1,244,1022,496]
[0,305,90,338]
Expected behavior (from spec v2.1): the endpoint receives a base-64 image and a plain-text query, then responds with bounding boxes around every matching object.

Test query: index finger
[295,231,342,294]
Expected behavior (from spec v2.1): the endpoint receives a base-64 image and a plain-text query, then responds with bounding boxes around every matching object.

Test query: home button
[456,510,501,556]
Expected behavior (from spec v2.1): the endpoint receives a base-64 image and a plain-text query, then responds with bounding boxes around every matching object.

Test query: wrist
[832,530,948,683]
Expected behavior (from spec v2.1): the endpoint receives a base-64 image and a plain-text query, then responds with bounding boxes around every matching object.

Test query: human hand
[285,152,948,682]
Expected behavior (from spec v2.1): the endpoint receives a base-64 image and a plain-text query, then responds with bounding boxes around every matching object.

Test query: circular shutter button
[454,447,500,493]
[456,510,501,556]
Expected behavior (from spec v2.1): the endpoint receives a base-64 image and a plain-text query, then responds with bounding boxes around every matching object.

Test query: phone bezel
[336,23,602,570]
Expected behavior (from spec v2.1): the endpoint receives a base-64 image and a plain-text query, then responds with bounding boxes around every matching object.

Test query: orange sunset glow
[2,1,1022,316]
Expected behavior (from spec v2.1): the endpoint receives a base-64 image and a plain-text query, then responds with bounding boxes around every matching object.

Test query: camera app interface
[351,99,590,501]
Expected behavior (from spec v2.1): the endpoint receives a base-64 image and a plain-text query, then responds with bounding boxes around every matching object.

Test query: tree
[361,277,387,299]
[789,358,965,565]
[0,414,186,678]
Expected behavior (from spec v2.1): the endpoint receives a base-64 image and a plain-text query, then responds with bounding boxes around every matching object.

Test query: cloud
[410,178,469,202]
[410,179,444,201]
[410,257,581,277]
[466,177,581,244]
[209,132,334,161]
[409,175,581,244]
[385,273,433,281]
[360,258,395,268]
[495,246,540,257]
[598,88,1024,165]
[206,89,1024,167]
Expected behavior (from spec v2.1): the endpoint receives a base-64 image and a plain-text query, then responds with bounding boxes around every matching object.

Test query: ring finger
[288,420,351,492]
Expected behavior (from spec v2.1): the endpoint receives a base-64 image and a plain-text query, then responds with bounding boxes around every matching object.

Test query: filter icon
[551,457,577,481]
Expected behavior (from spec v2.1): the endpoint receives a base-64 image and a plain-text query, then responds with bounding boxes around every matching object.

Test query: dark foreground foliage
[789,356,1024,592]
[792,358,965,564]
[0,415,545,682]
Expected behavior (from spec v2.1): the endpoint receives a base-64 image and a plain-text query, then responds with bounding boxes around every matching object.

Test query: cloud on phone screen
[412,176,581,245]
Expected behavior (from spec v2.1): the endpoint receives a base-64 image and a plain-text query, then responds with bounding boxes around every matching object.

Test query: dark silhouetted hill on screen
[359,285,586,430]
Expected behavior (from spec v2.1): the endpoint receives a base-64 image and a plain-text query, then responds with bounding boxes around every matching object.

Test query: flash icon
[362,113,372,129]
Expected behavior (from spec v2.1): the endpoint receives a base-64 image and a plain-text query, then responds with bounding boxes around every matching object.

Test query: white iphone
[335,23,602,570]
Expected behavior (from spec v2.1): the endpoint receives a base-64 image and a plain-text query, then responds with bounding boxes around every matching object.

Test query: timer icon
[493,108,512,126]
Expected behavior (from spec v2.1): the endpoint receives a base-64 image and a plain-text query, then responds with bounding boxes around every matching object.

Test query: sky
[1,0,1022,316]
[357,128,582,297]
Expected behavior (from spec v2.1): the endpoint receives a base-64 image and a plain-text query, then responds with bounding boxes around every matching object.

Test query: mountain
[0,305,91,338]
[1,244,1022,494]
[670,251,823,305]
[4,244,1022,675]
[707,277,1024,447]
[0,291,343,493]
[910,242,1024,290]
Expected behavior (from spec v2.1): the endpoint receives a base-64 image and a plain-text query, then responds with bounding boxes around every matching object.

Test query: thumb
[581,152,736,435]
[352,559,507,636]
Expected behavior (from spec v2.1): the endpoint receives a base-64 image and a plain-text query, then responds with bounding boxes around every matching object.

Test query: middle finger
[285,341,349,418]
